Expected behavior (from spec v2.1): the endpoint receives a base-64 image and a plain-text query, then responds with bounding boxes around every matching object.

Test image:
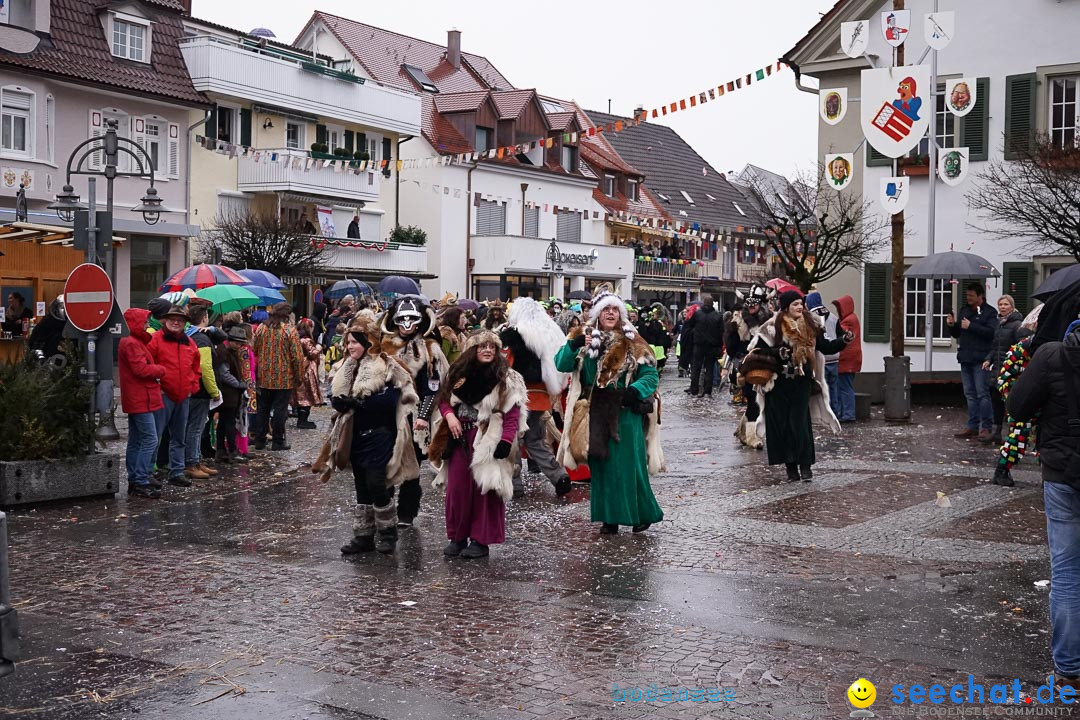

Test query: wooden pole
[889,0,906,358]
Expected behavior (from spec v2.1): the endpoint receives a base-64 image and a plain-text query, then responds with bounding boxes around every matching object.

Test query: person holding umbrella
[252,303,305,451]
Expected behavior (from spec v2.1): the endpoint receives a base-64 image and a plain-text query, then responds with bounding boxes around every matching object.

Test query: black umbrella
[903,251,1001,280]
[1032,277,1080,351]
[378,275,421,296]
[567,290,592,301]
[327,279,372,300]
[1032,264,1080,301]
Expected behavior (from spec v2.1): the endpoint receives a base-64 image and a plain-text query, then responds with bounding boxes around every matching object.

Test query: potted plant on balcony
[390,224,427,247]
[352,149,371,168]
[332,147,351,159]
[899,151,930,177]
[309,142,331,159]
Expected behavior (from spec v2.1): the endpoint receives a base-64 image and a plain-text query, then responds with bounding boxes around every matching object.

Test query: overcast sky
[190,0,836,178]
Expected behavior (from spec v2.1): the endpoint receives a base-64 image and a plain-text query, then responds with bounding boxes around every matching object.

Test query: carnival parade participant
[437,306,469,364]
[293,318,324,430]
[379,295,449,527]
[555,284,665,535]
[744,290,849,483]
[428,331,528,558]
[322,311,420,555]
[500,297,572,498]
[728,284,774,448]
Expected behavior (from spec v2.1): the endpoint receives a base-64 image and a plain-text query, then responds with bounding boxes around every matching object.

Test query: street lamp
[520,182,528,235]
[47,184,86,223]
[543,239,563,299]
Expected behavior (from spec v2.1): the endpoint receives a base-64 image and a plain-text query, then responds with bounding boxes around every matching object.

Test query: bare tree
[741,167,891,293]
[200,212,329,278]
[967,136,1080,260]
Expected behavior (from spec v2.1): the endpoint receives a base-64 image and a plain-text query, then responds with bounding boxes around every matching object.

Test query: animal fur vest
[428,369,529,502]
[314,353,419,485]
[554,326,666,475]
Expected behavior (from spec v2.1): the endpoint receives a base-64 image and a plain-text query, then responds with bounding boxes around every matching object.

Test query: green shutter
[1004,73,1037,160]
[1002,262,1035,316]
[866,142,891,167]
[381,137,392,175]
[239,108,252,147]
[205,106,217,141]
[358,132,367,152]
[344,130,354,153]
[316,124,327,145]
[863,262,891,342]
[959,77,990,161]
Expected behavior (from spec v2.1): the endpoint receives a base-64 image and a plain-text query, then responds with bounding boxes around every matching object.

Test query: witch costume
[746,290,847,482]
[318,311,420,555]
[554,286,665,533]
[428,331,528,558]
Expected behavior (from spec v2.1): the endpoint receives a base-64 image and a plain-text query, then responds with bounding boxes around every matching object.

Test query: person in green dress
[555,285,665,535]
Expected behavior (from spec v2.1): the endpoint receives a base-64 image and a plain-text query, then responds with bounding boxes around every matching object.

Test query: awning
[505,267,627,280]
[281,193,366,209]
[635,281,701,292]
[0,221,124,247]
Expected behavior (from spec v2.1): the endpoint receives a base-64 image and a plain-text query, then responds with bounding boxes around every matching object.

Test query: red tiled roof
[0,0,205,106]
[303,12,513,94]
[491,89,536,120]
[546,112,576,131]
[433,91,491,114]
[422,96,472,155]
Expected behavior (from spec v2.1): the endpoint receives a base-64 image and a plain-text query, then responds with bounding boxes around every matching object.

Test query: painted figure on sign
[884,12,908,43]
[829,156,851,187]
[949,82,972,114]
[892,77,921,121]
[824,92,842,121]
[942,150,963,180]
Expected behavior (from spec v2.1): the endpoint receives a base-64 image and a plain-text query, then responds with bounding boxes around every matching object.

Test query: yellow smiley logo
[847,679,876,709]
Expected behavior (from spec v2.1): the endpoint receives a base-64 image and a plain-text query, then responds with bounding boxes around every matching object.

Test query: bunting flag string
[192,59,788,177]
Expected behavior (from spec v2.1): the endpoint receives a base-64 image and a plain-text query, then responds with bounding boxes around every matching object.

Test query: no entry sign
[64,263,114,333]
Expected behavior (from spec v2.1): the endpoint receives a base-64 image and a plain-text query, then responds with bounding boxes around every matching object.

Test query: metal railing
[237,149,380,202]
[634,257,702,280]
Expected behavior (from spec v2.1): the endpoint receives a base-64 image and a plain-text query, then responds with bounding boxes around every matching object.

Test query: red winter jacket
[118,308,166,414]
[832,295,863,374]
[147,321,202,403]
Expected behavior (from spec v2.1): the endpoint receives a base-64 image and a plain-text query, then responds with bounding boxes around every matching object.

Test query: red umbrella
[765,278,802,295]
[159,264,250,291]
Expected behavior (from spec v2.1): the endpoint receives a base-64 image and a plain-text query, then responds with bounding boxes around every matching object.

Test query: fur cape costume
[427,334,529,503]
[554,323,666,476]
[504,297,570,396]
[740,312,841,448]
[378,304,449,450]
[313,330,419,485]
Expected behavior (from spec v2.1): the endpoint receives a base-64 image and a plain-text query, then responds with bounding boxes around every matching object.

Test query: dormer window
[561,143,578,173]
[628,179,639,201]
[603,174,615,197]
[110,14,151,63]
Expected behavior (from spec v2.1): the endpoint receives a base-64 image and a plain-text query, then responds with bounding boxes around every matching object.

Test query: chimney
[447,28,461,69]
[179,0,192,15]
[634,106,646,122]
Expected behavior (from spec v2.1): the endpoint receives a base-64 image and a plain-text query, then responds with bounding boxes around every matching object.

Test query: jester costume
[993,335,1037,486]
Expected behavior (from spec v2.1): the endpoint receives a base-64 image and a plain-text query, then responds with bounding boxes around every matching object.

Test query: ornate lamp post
[542,239,563,300]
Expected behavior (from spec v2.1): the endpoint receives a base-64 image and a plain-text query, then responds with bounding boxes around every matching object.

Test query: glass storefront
[129,235,169,310]
[472,274,550,301]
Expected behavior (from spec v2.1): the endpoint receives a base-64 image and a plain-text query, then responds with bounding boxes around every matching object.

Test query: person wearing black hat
[745,289,850,483]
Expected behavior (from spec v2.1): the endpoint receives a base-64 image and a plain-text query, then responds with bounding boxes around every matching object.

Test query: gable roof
[0,0,206,106]
[585,109,761,231]
[299,12,513,94]
[433,90,492,114]
[491,89,540,120]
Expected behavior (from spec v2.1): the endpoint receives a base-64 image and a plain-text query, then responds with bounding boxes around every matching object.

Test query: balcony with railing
[633,257,702,283]
[323,240,427,277]
[701,260,769,284]
[237,149,380,202]
[180,35,421,135]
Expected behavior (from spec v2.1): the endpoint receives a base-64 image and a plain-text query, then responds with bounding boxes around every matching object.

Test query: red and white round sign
[63,263,114,333]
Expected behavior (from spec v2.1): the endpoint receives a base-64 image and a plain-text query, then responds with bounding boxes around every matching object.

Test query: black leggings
[217,406,238,453]
[353,463,391,506]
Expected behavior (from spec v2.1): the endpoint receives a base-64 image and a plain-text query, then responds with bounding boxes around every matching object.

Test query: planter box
[0,453,120,507]
[900,164,930,177]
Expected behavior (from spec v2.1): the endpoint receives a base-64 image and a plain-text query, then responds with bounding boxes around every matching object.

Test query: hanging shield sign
[924,11,955,50]
[938,147,970,187]
[881,9,911,47]
[820,88,848,125]
[824,153,855,192]
[861,65,931,158]
[945,77,977,117]
[879,176,910,215]
[840,20,869,58]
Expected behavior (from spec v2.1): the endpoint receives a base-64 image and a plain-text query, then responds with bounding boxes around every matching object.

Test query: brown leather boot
[184,465,209,480]
[197,462,219,476]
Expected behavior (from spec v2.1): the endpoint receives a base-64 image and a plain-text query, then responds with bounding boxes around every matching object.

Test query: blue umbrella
[327,279,372,300]
[242,284,286,306]
[239,269,286,290]
[378,275,421,296]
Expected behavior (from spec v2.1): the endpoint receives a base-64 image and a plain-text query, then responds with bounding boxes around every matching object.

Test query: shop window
[129,236,169,311]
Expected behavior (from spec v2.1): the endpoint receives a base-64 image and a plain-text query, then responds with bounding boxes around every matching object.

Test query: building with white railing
[180,18,424,291]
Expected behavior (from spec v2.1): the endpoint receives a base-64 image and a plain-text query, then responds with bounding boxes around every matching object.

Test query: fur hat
[736,283,773,306]
[346,309,381,349]
[587,283,628,324]
[464,329,502,351]
[380,294,436,337]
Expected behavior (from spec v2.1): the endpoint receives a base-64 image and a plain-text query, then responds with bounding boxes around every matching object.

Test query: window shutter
[863,262,891,342]
[239,108,252,147]
[205,106,217,141]
[1002,262,1035,316]
[381,137,392,175]
[476,199,505,236]
[523,206,539,238]
[316,123,327,145]
[959,77,990,161]
[866,142,891,167]
[131,116,147,174]
[1004,73,1037,160]
[556,209,581,243]
[167,122,180,179]
[358,132,367,154]
[88,109,105,171]
[344,130,354,153]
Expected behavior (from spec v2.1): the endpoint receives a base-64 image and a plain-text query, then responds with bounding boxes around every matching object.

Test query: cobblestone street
[0,374,1053,719]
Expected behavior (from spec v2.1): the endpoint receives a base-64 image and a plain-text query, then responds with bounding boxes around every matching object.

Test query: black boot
[800,465,813,481]
[460,540,489,559]
[632,523,652,533]
[553,475,572,497]
[375,527,398,554]
[443,539,468,556]
[785,464,801,483]
[992,465,1015,487]
[341,535,375,554]
[600,523,619,535]
[296,407,317,430]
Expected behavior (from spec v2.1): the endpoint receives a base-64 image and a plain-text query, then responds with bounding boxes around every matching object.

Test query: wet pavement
[0,374,1054,718]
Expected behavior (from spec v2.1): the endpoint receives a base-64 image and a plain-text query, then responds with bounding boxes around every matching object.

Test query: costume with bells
[379,295,449,525]
[319,311,420,554]
[428,331,528,557]
[555,285,665,532]
[744,290,846,481]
